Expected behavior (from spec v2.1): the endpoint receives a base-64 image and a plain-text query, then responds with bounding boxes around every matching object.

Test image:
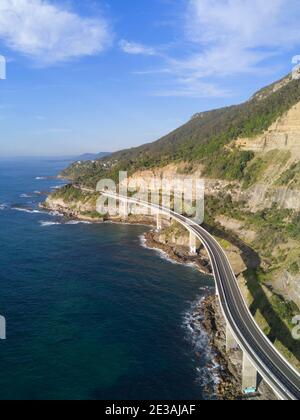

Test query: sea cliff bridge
[101,191,300,400]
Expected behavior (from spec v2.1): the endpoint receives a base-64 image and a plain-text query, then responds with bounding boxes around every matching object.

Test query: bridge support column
[119,198,128,219]
[242,353,258,393]
[157,213,163,231]
[189,231,197,255]
[226,325,238,353]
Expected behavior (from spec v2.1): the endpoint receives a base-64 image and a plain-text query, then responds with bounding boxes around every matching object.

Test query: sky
[1,0,300,157]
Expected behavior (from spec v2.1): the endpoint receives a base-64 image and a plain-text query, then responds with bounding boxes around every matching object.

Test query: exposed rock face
[121,101,300,312]
[237,102,300,157]
[232,101,300,210]
[44,197,97,219]
[216,216,257,243]
[274,271,300,307]
[245,184,300,211]
[251,75,292,102]
[46,97,300,366]
[200,296,278,401]
[127,164,232,197]
[44,193,246,278]
[144,230,212,275]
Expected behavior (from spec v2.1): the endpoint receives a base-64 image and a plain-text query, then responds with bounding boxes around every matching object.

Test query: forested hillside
[62,73,300,187]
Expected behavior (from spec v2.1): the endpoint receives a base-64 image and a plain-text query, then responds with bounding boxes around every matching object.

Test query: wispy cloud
[127,0,300,97]
[183,0,300,77]
[119,40,157,56]
[0,0,112,65]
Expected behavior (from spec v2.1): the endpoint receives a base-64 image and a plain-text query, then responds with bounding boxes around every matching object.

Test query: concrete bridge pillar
[189,231,198,255]
[226,325,238,353]
[242,353,258,393]
[157,213,163,230]
[119,198,128,219]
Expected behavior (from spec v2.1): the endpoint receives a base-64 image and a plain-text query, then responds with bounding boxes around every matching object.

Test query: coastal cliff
[44,187,247,279]
[45,72,300,379]
[43,190,279,400]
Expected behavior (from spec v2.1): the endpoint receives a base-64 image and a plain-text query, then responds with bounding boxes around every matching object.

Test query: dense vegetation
[51,184,86,201]
[54,73,300,368]
[51,184,99,206]
[62,74,300,187]
[277,161,300,188]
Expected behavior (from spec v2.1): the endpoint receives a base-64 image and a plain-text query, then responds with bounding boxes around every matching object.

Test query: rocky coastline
[42,194,277,400]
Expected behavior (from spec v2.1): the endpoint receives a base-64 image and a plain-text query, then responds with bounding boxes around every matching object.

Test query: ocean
[0,158,215,400]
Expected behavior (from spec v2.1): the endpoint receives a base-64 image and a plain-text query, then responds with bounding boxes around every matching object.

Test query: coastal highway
[102,191,300,400]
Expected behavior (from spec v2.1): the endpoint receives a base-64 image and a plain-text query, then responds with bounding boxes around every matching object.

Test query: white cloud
[119,39,157,56]
[0,0,112,64]
[133,0,300,97]
[183,0,300,77]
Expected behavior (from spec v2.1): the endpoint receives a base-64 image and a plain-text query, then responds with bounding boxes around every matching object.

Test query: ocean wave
[12,207,45,214]
[105,220,150,228]
[49,210,64,217]
[0,203,8,210]
[20,193,32,198]
[65,220,92,225]
[183,298,221,399]
[39,219,91,227]
[39,221,61,227]
[35,177,47,180]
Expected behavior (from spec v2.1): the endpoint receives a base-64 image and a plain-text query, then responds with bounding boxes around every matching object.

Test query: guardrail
[102,191,300,400]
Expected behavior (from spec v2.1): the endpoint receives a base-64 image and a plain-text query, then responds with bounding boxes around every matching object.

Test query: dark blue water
[0,158,214,400]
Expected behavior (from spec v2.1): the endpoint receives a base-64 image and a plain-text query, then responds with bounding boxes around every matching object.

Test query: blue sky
[1,0,300,157]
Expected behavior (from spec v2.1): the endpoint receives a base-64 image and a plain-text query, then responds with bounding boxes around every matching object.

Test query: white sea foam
[20,193,32,198]
[0,203,8,210]
[35,177,47,180]
[39,219,91,227]
[139,234,197,268]
[12,207,45,214]
[49,210,64,217]
[39,221,61,227]
[183,298,221,399]
[105,220,150,228]
[65,220,92,225]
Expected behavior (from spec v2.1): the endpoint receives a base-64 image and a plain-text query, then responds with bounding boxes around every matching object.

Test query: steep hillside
[76,152,111,161]
[62,73,300,187]
[50,72,300,370]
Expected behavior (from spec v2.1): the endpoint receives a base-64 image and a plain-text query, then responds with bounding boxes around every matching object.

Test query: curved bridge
[102,191,300,400]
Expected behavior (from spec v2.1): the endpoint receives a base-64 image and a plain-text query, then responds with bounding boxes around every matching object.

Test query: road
[102,191,300,400]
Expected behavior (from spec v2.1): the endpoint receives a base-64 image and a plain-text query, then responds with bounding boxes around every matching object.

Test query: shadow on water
[204,223,300,366]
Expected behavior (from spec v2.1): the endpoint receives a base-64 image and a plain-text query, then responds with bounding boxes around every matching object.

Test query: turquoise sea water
[0,158,215,400]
